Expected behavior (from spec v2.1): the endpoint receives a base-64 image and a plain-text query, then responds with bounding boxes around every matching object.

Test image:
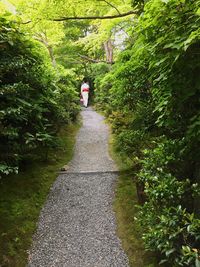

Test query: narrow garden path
[28,107,129,267]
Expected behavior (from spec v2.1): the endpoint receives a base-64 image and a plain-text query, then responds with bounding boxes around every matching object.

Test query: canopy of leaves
[6,0,135,68]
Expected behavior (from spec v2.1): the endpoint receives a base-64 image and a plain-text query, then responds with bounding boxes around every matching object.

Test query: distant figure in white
[81,79,90,108]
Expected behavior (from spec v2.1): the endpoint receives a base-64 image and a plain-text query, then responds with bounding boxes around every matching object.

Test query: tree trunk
[47,45,57,68]
[103,39,113,64]
[35,35,57,68]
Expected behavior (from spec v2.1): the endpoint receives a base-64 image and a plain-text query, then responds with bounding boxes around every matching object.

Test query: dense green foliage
[0,14,79,176]
[94,0,200,265]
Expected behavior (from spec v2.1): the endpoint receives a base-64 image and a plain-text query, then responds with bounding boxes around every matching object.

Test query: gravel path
[28,107,129,267]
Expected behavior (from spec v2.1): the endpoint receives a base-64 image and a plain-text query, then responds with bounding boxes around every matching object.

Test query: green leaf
[166,248,176,257]
[159,259,168,265]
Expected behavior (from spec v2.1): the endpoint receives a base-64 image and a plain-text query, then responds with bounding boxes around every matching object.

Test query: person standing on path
[81,79,90,108]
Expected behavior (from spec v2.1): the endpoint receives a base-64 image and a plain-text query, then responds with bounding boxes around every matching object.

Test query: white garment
[82,91,89,107]
[81,83,89,107]
[81,83,89,92]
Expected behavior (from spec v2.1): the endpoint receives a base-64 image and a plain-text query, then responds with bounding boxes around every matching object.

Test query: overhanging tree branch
[52,10,137,21]
[21,20,32,24]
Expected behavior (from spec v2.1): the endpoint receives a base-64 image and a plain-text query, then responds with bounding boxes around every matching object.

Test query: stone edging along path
[28,107,129,267]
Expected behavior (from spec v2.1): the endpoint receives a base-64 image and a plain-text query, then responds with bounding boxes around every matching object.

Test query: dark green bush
[0,15,79,176]
[94,0,200,265]
[137,139,200,266]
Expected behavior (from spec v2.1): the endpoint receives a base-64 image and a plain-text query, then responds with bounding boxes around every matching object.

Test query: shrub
[0,15,79,176]
[94,0,200,265]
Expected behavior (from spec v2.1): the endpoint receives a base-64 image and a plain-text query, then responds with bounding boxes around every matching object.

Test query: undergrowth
[110,136,158,267]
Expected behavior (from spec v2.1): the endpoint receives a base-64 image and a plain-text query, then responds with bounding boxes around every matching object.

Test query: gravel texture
[28,107,129,267]
[68,107,118,173]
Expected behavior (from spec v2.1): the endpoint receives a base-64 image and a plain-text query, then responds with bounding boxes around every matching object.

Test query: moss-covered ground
[0,122,80,267]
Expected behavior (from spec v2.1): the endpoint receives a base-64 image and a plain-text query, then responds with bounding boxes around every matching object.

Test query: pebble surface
[28,107,129,267]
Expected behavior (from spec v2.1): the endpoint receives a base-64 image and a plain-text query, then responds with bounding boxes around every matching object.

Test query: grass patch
[109,136,158,267]
[0,122,80,267]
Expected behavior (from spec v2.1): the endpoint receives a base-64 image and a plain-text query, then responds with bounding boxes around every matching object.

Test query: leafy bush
[0,15,79,176]
[94,0,200,265]
[137,139,200,266]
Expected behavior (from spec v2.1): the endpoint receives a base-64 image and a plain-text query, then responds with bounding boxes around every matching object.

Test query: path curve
[28,107,129,267]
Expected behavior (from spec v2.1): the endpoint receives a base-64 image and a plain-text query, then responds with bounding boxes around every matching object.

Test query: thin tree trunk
[103,39,113,64]
[35,35,57,68]
[47,45,57,68]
